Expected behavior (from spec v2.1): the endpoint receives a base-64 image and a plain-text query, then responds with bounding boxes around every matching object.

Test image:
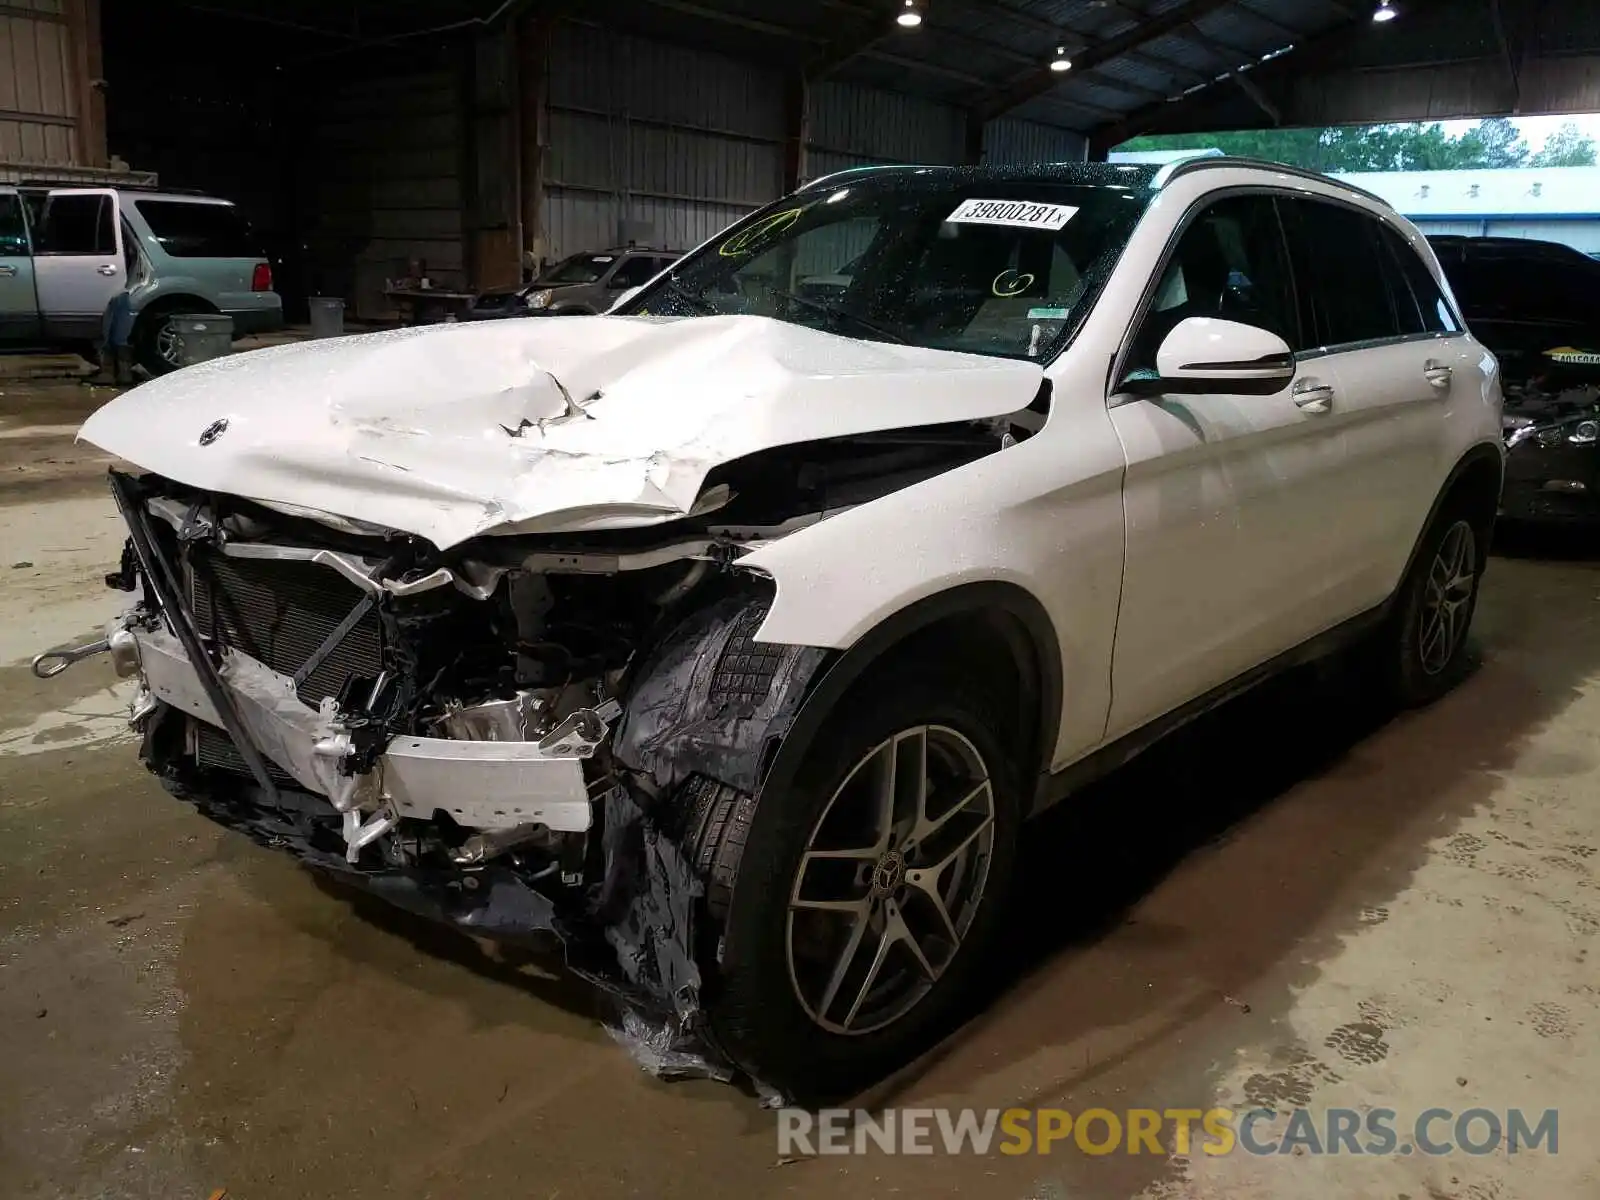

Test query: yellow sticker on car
[1544,346,1600,364]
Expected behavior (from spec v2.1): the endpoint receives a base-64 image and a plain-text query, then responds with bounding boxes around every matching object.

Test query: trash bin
[171,314,234,367]
[309,296,346,338]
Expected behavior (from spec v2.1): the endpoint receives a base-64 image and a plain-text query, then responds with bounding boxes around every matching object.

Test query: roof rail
[16,179,214,197]
[1155,156,1394,209]
[797,164,920,192]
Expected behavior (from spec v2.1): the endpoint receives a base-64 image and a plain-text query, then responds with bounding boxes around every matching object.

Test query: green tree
[1455,117,1529,168]
[1530,121,1598,167]
[1119,117,1552,173]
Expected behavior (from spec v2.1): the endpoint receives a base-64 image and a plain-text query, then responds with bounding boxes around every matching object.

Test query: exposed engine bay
[65,405,1042,1084]
[1500,348,1600,521]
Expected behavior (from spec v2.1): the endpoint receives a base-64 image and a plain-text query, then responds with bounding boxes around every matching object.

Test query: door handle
[0,265,15,277]
[97,264,119,276]
[1424,361,1453,390]
[1292,382,1334,414]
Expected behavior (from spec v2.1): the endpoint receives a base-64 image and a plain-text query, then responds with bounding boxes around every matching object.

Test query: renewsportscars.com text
[777,1106,1559,1158]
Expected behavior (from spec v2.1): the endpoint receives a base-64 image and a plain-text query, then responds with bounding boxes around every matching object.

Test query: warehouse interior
[5,1,1600,1197]
[72,0,1598,317]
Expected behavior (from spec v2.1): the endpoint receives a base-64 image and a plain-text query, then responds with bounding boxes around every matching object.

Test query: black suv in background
[1431,235,1600,524]
[467,246,679,319]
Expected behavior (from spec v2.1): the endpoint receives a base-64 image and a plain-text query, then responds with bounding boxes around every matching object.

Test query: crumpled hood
[79,314,1044,549]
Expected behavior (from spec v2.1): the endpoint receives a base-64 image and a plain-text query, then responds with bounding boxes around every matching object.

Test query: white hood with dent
[79,315,1043,549]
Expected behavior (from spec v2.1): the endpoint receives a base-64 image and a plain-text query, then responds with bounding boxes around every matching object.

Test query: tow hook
[31,627,142,680]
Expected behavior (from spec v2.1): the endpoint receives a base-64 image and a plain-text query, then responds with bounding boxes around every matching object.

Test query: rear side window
[35,193,115,255]
[133,200,260,258]
[0,193,27,256]
[1376,224,1460,336]
[1285,199,1397,348]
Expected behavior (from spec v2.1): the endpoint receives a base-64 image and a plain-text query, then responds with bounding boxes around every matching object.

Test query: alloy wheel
[155,320,182,367]
[785,724,996,1036]
[1419,519,1477,676]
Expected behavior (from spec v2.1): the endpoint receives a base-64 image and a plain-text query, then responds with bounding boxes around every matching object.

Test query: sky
[1438,113,1600,150]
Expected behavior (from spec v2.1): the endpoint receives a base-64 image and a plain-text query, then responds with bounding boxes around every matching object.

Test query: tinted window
[133,200,259,258]
[0,194,27,256]
[610,256,661,288]
[1127,194,1299,374]
[35,193,115,255]
[1286,200,1397,347]
[1376,224,1458,335]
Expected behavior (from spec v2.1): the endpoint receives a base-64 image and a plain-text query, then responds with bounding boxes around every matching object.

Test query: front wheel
[693,668,1022,1100]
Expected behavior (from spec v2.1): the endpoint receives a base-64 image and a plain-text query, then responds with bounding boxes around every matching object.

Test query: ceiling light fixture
[897,0,924,28]
[1372,1,1396,21]
[1050,45,1072,72]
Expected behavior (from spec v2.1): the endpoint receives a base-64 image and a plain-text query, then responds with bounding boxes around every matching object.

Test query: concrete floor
[2,373,1597,1200]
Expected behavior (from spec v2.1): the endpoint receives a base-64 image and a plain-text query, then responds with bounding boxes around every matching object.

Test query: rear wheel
[691,667,1021,1100]
[135,306,208,376]
[1381,502,1488,705]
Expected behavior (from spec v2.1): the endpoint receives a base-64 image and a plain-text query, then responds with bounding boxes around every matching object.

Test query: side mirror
[1123,317,1295,397]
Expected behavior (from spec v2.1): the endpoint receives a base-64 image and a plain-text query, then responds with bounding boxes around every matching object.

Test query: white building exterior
[1331,167,1600,253]
[1110,151,1600,255]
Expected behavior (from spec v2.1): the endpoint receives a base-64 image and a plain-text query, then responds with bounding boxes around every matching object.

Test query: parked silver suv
[0,184,282,375]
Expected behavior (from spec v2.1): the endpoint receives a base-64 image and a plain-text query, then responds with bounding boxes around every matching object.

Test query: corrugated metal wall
[0,0,78,165]
[982,118,1086,166]
[304,65,465,320]
[806,80,967,181]
[544,21,785,260]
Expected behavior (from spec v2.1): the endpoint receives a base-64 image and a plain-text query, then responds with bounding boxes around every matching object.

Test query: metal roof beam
[974,0,1236,121]
[1089,0,1449,150]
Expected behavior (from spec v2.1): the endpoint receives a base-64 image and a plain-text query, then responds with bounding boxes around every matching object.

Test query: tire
[134,308,195,376]
[689,665,1022,1101]
[1379,499,1489,706]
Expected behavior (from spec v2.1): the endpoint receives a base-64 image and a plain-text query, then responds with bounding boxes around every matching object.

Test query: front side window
[35,193,115,255]
[1125,194,1299,377]
[620,177,1153,361]
[133,199,260,258]
[541,253,616,285]
[1284,199,1398,348]
[610,255,662,289]
[0,193,28,256]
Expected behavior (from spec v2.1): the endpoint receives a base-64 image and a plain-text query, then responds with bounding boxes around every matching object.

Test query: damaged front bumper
[36,469,835,1093]
[133,624,599,860]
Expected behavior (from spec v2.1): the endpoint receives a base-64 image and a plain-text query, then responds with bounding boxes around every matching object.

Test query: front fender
[739,418,1126,769]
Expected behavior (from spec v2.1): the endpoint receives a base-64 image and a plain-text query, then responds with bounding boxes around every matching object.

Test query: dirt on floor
[1,375,1597,1200]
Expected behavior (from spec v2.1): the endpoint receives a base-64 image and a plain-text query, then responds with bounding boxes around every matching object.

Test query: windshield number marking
[946,199,1078,231]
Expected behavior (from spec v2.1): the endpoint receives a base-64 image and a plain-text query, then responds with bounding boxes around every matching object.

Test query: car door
[1106,192,1348,739]
[0,186,41,345]
[31,189,125,341]
[1280,197,1471,607]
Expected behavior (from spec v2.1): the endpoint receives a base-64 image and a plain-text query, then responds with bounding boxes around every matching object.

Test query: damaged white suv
[50,159,1503,1099]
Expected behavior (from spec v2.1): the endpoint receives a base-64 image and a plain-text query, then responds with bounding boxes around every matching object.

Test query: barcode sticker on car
[946,199,1078,230]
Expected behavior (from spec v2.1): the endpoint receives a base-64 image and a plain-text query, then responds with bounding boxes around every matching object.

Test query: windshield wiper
[768,287,908,344]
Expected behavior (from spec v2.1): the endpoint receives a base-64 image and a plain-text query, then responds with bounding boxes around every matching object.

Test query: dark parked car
[467,247,679,319]
[1431,235,1600,523]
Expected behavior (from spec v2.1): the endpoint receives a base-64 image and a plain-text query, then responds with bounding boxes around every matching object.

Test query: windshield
[539,253,616,285]
[618,173,1153,360]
